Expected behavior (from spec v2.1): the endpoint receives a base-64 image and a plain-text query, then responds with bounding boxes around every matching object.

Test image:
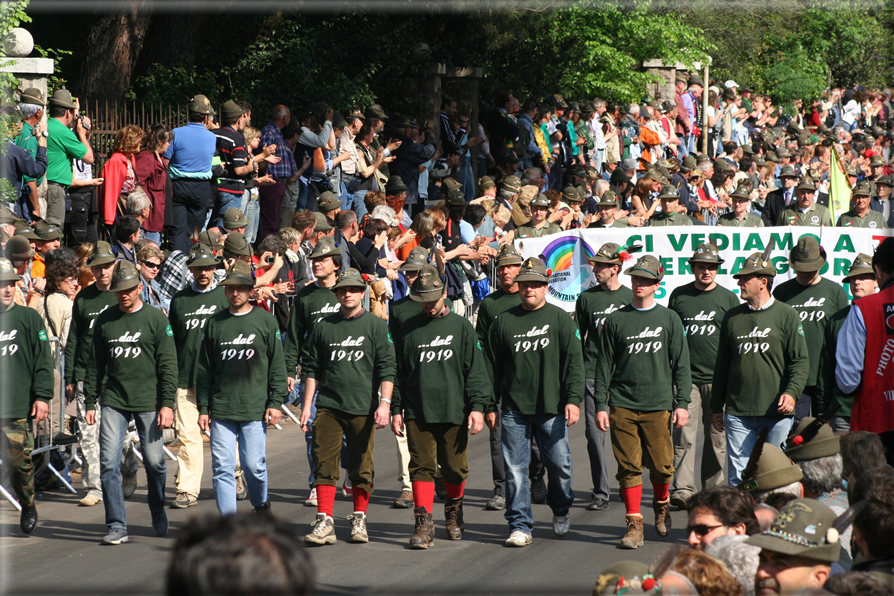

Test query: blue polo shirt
[163,123,216,179]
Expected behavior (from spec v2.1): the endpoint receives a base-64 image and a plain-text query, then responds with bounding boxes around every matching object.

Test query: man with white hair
[14,88,47,222]
[126,188,152,233]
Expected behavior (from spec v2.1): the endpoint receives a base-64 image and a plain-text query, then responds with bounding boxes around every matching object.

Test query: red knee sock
[412,481,435,512]
[316,485,336,517]
[445,481,465,500]
[353,488,370,513]
[621,485,643,515]
[652,481,670,502]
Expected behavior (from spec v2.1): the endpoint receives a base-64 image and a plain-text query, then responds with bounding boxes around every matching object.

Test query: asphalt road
[1,414,703,595]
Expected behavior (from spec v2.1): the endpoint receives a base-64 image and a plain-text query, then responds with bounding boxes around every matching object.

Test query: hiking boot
[348,512,369,543]
[79,493,103,507]
[103,526,129,545]
[444,497,465,540]
[151,509,169,536]
[670,492,691,510]
[122,473,137,499]
[505,530,532,547]
[620,514,645,549]
[342,476,353,497]
[586,496,609,511]
[531,478,547,504]
[305,513,337,545]
[393,489,414,509]
[305,487,318,507]
[253,500,273,517]
[171,492,197,509]
[409,506,434,549]
[235,474,248,501]
[434,476,447,501]
[20,503,37,534]
[485,494,506,510]
[553,513,571,537]
[654,498,672,537]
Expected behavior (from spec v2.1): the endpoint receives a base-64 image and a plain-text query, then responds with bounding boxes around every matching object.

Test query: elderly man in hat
[773,236,849,422]
[485,257,583,547]
[761,165,800,227]
[817,254,877,433]
[0,257,53,534]
[1,102,47,218]
[837,181,887,228]
[64,242,138,507]
[167,244,230,509]
[299,268,396,545]
[587,190,626,228]
[197,259,287,518]
[668,244,739,509]
[515,193,562,238]
[739,441,805,504]
[712,250,809,486]
[45,89,93,228]
[649,185,693,226]
[29,220,61,280]
[391,264,491,548]
[259,105,298,241]
[576,243,634,511]
[777,176,833,226]
[719,183,764,227]
[476,244,545,510]
[84,260,177,545]
[284,236,343,507]
[746,499,841,595]
[13,88,48,222]
[594,254,691,548]
[156,229,226,305]
[163,94,217,252]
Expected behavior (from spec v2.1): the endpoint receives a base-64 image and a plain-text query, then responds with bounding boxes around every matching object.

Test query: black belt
[47,181,68,189]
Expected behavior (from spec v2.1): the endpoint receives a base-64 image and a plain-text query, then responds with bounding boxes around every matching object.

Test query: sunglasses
[141,261,161,269]
[686,523,723,536]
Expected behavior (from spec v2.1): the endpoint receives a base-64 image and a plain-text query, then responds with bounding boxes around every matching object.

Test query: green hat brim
[318,200,345,213]
[409,285,446,302]
[0,271,23,282]
[790,256,826,272]
[496,256,524,266]
[733,266,776,279]
[86,254,117,267]
[37,231,62,241]
[842,267,875,283]
[688,255,725,265]
[745,534,839,563]
[398,262,425,272]
[223,218,249,230]
[218,275,254,287]
[624,267,663,281]
[588,255,620,265]
[187,256,221,268]
[512,274,549,284]
[331,280,367,291]
[785,435,841,462]
[108,276,141,293]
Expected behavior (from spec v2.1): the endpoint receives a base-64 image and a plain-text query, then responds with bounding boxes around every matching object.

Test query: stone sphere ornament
[3,28,34,58]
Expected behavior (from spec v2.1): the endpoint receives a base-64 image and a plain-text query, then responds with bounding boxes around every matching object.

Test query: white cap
[725,80,739,89]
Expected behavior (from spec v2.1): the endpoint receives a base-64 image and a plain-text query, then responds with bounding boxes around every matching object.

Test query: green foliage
[136,56,225,106]
[33,45,72,91]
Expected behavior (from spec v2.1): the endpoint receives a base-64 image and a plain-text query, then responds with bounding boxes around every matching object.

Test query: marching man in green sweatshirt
[84,260,178,545]
[0,257,53,534]
[391,264,492,549]
[197,260,287,517]
[300,268,397,546]
[486,257,584,548]
[594,254,691,549]
[711,250,809,486]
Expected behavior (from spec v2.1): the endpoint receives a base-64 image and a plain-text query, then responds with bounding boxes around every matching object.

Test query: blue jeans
[141,230,161,245]
[214,190,243,230]
[238,190,260,245]
[725,414,794,486]
[210,419,268,515]
[501,411,574,534]
[100,406,166,530]
[353,190,369,220]
[459,155,475,201]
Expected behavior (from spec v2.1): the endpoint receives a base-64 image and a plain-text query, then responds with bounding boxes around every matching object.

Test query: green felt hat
[218,259,254,286]
[739,443,803,493]
[317,191,344,213]
[198,229,224,251]
[86,241,117,267]
[0,257,22,282]
[746,498,840,563]
[18,87,45,107]
[220,100,245,120]
[33,220,62,241]
[314,212,332,233]
[309,236,338,259]
[14,220,39,241]
[331,267,367,291]
[514,257,550,283]
[47,89,76,110]
[495,243,523,266]
[624,254,664,281]
[189,94,216,116]
[4,236,33,261]
[109,260,141,292]
[789,236,826,273]
[734,251,777,278]
[409,264,446,302]
[186,243,220,268]
[223,207,249,230]
[842,253,875,283]
[589,242,623,265]
[785,417,841,462]
[689,242,724,265]
[223,232,252,258]
[398,246,430,271]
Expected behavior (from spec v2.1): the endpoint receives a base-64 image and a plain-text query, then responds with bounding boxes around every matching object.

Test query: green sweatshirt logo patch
[276,330,281,341]
[38,330,47,341]
[477,340,483,351]
[165,325,173,337]
[797,324,805,336]
[387,332,394,344]
[575,329,581,340]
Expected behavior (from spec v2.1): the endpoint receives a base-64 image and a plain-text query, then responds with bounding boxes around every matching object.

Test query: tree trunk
[73,1,152,102]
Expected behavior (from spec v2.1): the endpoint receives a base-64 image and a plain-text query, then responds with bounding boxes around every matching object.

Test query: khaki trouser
[609,407,674,489]
[45,183,66,229]
[312,407,375,494]
[672,383,726,498]
[174,388,204,498]
[395,431,412,491]
[405,419,469,485]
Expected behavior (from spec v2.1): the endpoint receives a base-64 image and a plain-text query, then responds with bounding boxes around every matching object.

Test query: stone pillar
[1,28,54,120]
[642,59,702,104]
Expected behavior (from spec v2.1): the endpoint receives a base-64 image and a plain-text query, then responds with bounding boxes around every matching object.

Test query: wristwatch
[380,398,392,405]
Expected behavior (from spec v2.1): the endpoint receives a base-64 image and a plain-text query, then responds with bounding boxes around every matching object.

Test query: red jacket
[100,152,136,225]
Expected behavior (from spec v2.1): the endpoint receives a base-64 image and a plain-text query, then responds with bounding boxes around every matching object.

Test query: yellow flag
[829,148,851,222]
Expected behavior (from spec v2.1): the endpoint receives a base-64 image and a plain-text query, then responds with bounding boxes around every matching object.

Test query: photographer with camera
[13,88,48,222]
[1,102,47,215]
[45,90,94,229]
[389,115,436,215]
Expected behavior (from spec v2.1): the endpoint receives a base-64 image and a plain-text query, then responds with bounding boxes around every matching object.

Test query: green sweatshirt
[389,295,453,338]
[168,285,229,388]
[64,283,117,384]
[283,282,340,376]
[393,312,493,424]
[669,282,740,385]
[85,304,178,412]
[476,288,521,343]
[594,304,691,413]
[0,304,54,419]
[303,311,397,416]
[486,303,584,415]
[575,284,633,376]
[197,307,288,421]
[711,299,810,417]
[816,305,851,416]
[773,277,849,387]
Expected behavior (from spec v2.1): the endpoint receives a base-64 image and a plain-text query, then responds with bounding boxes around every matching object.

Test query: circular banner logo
[539,236,596,302]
